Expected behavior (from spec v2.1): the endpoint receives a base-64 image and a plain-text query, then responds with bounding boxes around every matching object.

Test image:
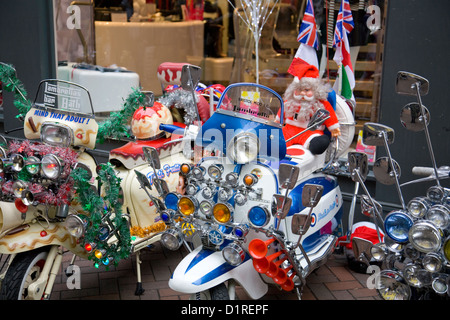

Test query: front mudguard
[169,246,268,300]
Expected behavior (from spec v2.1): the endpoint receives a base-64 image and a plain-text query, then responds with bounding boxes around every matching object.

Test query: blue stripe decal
[185,249,215,274]
[192,262,236,286]
[287,176,338,217]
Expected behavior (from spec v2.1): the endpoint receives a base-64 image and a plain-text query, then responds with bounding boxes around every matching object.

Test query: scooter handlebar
[159,123,184,134]
[412,166,450,177]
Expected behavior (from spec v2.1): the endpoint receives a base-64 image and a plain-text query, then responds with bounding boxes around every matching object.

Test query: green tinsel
[0,63,32,120]
[96,88,147,144]
[71,163,131,269]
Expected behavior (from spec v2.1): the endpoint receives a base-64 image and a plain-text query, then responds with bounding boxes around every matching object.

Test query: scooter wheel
[192,283,230,300]
[0,247,50,300]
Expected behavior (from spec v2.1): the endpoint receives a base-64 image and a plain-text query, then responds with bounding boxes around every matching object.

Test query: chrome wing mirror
[274,163,299,230]
[291,184,324,239]
[396,71,429,96]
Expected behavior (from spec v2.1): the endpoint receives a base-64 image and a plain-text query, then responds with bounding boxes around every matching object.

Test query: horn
[281,273,296,291]
[273,265,293,285]
[15,198,28,213]
[266,257,287,278]
[248,238,276,259]
[252,251,283,274]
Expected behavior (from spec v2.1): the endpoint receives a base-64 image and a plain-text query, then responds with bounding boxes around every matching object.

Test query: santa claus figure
[280,59,341,155]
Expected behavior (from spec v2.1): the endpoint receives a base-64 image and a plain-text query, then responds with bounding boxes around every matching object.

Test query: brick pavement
[50,242,381,301]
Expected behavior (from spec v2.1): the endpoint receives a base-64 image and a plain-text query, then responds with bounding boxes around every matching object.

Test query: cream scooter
[0,63,194,299]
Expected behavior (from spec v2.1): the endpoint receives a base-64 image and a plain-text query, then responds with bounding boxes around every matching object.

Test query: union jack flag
[297,0,319,50]
[333,0,354,47]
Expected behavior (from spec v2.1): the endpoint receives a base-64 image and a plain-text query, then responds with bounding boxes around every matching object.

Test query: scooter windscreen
[197,83,287,163]
[24,79,98,149]
[216,83,284,126]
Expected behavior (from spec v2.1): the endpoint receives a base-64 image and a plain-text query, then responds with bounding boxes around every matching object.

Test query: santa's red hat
[287,58,319,83]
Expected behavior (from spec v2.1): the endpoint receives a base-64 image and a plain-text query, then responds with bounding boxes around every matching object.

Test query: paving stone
[51,252,376,301]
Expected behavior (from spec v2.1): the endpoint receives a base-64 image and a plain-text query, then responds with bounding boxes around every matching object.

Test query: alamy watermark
[66,5,81,30]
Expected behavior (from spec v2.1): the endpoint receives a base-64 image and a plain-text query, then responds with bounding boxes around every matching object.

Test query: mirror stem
[414,82,441,187]
[381,131,406,210]
[352,169,385,243]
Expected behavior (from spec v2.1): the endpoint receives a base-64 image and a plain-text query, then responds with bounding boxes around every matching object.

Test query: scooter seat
[109,134,183,169]
[286,144,326,179]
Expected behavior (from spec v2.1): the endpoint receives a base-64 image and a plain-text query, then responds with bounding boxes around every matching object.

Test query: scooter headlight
[41,154,62,179]
[25,156,41,175]
[160,209,175,223]
[370,242,387,261]
[227,132,259,164]
[425,204,450,229]
[409,221,441,253]
[213,203,233,224]
[199,200,213,217]
[164,192,180,211]
[432,276,449,295]
[222,242,245,266]
[218,187,233,202]
[161,229,183,251]
[443,236,450,263]
[65,214,87,238]
[384,211,413,243]
[403,264,431,288]
[377,270,411,300]
[41,123,72,148]
[185,183,199,195]
[207,164,224,180]
[422,252,443,273]
[248,205,270,228]
[407,197,429,219]
[201,185,216,199]
[12,180,27,198]
[177,196,198,216]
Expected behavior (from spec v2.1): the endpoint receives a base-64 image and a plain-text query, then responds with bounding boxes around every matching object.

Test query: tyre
[0,247,50,300]
[191,283,230,300]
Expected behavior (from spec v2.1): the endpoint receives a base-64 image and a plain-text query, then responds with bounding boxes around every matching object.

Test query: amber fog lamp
[177,196,197,216]
[243,173,258,187]
[180,163,191,175]
[213,203,232,224]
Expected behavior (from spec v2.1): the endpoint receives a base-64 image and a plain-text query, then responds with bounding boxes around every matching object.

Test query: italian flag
[333,22,355,102]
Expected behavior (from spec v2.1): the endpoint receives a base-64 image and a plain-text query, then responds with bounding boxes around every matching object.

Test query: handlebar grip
[412,166,435,176]
[159,123,184,134]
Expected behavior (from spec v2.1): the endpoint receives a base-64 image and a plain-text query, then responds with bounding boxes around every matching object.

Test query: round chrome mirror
[373,157,401,185]
[400,102,430,132]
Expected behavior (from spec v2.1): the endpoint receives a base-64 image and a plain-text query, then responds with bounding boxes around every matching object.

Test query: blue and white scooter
[158,81,355,299]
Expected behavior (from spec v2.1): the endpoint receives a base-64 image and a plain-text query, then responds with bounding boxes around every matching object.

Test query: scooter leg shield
[169,246,268,299]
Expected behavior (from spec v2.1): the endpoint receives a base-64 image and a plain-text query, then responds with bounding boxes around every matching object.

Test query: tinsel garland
[2,140,79,205]
[0,63,32,120]
[157,88,197,125]
[96,88,147,144]
[130,221,167,238]
[71,163,131,268]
